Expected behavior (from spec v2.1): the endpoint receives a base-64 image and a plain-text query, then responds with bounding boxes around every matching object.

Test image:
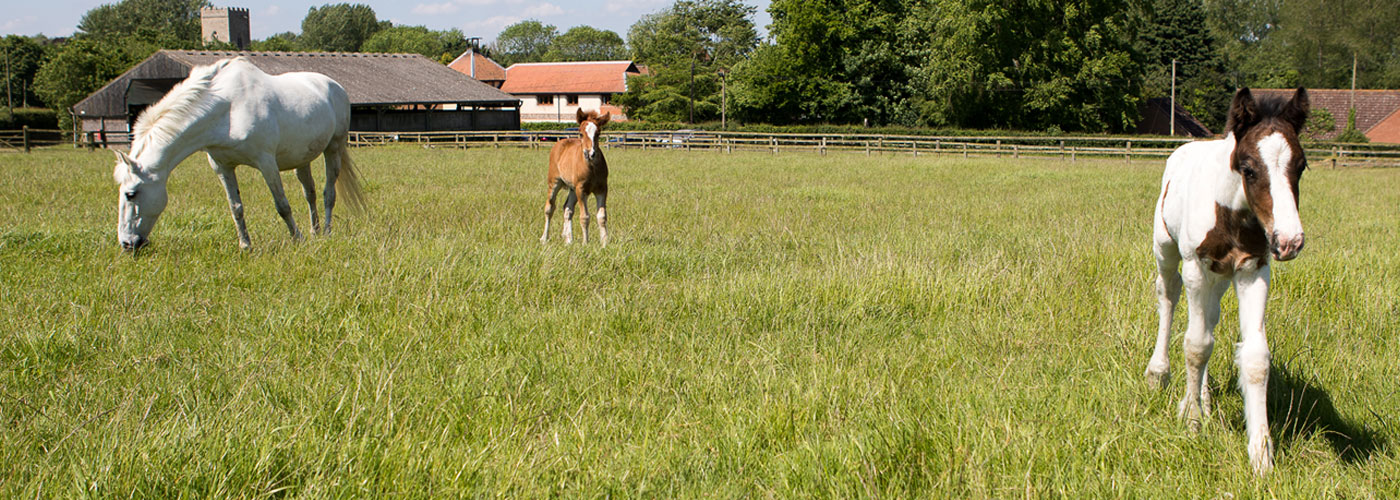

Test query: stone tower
[201,7,250,50]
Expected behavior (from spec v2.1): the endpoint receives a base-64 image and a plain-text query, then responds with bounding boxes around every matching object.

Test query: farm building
[447,48,506,88]
[72,50,521,143]
[1255,88,1400,143]
[501,61,642,122]
[1135,97,1213,137]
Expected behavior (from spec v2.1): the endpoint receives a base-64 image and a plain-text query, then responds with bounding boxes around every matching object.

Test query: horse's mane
[130,58,234,157]
[1225,91,1306,135]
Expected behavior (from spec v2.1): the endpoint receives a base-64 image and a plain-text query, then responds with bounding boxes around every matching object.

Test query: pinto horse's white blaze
[111,56,365,251]
[1145,87,1310,476]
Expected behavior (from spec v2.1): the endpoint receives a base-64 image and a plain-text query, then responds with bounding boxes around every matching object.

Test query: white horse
[113,56,365,250]
[1146,87,1309,475]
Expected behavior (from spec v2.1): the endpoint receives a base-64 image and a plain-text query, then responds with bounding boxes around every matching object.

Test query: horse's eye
[124,191,137,201]
[1242,168,1257,181]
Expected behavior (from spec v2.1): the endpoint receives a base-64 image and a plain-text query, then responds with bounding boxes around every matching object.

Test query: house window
[600,94,611,105]
[566,94,579,105]
[537,95,553,105]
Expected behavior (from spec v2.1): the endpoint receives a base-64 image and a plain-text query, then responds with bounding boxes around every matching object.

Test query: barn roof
[1254,88,1400,141]
[447,49,506,83]
[1136,97,1213,138]
[74,50,519,118]
[501,61,640,94]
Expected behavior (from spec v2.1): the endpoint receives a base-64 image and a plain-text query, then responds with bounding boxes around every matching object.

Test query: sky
[1,0,772,43]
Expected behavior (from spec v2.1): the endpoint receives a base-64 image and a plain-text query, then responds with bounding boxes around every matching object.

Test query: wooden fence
[5,128,1399,167]
[348,130,1400,168]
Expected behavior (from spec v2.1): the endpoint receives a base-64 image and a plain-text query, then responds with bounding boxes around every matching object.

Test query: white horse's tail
[336,147,368,213]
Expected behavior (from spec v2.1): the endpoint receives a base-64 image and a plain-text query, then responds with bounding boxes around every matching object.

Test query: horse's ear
[596,112,611,128]
[575,108,588,123]
[1283,86,1310,132]
[1228,87,1258,137]
[112,150,137,183]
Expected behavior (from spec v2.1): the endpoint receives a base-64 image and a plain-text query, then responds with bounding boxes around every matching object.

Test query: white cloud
[264,5,280,16]
[412,2,459,15]
[604,0,666,13]
[521,2,565,17]
[0,16,38,33]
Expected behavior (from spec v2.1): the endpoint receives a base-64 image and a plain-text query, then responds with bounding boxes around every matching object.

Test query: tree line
[4,0,1399,134]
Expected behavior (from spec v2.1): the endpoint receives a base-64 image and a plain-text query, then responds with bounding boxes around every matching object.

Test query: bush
[0,108,60,130]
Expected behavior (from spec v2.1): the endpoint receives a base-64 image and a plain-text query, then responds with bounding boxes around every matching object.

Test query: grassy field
[1,145,1397,497]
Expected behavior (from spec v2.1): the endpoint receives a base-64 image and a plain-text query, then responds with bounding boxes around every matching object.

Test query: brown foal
[541,109,611,245]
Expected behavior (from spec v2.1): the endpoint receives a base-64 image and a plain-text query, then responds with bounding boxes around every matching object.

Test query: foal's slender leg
[1179,261,1228,432]
[254,157,303,240]
[1234,265,1274,475]
[1145,241,1183,390]
[209,156,252,249]
[595,190,608,247]
[562,189,577,244]
[542,181,562,244]
[575,187,592,245]
[295,164,320,235]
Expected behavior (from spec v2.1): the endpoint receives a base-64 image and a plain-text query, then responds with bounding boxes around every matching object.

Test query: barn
[73,50,522,143]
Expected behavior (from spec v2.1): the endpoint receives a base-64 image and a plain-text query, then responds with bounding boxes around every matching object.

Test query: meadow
[1,145,1397,497]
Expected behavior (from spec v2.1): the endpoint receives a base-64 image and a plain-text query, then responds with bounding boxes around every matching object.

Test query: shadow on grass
[1268,362,1387,464]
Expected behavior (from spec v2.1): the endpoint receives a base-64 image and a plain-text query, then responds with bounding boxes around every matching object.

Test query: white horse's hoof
[1249,435,1274,475]
[1144,364,1170,391]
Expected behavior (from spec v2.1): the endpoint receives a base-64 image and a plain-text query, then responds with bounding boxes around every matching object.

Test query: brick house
[1255,88,1400,143]
[500,61,642,122]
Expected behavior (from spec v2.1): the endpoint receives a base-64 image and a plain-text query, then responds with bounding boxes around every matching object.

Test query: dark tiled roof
[1254,88,1400,140]
[502,61,640,94]
[1136,97,1213,137]
[74,50,519,117]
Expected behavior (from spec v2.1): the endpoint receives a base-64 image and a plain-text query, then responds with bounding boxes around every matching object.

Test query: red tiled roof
[447,49,506,82]
[1367,108,1400,144]
[1255,88,1400,141]
[502,61,640,94]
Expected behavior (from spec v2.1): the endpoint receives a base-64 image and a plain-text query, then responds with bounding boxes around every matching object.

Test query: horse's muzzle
[1271,233,1304,261]
[120,236,148,252]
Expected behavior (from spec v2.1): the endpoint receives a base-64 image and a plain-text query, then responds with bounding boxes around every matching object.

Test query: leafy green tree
[34,38,144,128]
[299,3,388,52]
[361,26,467,61]
[544,26,627,62]
[908,0,1142,132]
[252,32,300,52]
[492,20,557,66]
[77,0,210,42]
[729,0,916,126]
[1,35,51,109]
[620,0,758,123]
[1134,0,1230,131]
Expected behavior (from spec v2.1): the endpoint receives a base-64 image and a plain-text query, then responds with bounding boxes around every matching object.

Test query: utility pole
[688,54,695,124]
[718,69,727,130]
[1351,53,1358,114]
[1170,59,1176,137]
[4,46,13,111]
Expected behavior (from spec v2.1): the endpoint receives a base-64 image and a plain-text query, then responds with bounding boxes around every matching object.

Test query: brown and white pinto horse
[1146,87,1310,475]
[541,108,611,245]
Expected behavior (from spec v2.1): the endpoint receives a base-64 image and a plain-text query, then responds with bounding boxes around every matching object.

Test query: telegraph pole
[688,55,696,124]
[1170,59,1176,137]
[718,69,727,130]
[4,46,13,111]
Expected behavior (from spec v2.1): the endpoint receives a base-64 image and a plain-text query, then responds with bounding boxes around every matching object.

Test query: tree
[620,0,758,123]
[76,0,209,43]
[299,3,388,52]
[907,0,1142,132]
[34,38,144,128]
[252,32,300,52]
[361,26,468,61]
[1135,0,1231,131]
[1,35,51,109]
[492,20,557,66]
[544,26,628,62]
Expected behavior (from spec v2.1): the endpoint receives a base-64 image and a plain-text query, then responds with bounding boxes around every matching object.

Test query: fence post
[772,137,778,154]
[935,139,941,154]
[1013,144,1019,159]
[1071,147,1077,162]
[1059,140,1065,159]
[23,126,31,153]
[995,139,1001,158]
[820,136,826,156]
[962,143,968,158]
[878,136,884,155]
[1125,140,1132,163]
[912,140,918,157]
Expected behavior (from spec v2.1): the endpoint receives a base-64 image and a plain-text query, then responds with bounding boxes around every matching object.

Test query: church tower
[201,7,250,50]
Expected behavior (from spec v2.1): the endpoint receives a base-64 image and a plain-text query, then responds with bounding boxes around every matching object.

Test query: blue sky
[1,0,773,43]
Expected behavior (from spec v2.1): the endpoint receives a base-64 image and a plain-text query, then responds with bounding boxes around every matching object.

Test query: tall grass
[1,146,1396,497]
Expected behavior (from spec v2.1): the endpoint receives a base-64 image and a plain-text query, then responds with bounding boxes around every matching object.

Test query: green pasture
[1,146,1397,497]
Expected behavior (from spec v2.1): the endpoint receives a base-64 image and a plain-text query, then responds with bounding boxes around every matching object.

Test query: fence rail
[5,128,1398,167]
[348,130,1400,167]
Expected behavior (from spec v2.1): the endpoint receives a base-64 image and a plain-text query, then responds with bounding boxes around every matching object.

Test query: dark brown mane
[1227,87,1309,138]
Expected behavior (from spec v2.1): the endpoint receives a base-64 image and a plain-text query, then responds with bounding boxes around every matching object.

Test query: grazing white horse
[113,56,364,250]
[1146,87,1309,475]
